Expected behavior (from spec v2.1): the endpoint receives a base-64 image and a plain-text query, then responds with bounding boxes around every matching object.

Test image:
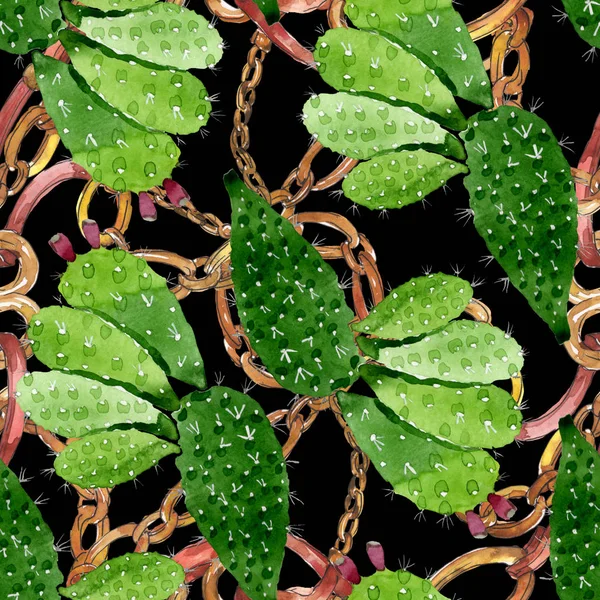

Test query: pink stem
[0,160,89,266]
[0,333,28,465]
[516,333,600,441]
[235,0,316,66]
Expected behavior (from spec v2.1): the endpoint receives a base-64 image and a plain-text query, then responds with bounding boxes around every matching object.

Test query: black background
[1,1,599,598]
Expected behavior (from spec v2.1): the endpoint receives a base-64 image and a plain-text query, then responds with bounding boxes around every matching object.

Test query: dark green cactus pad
[55,429,179,488]
[257,0,280,25]
[176,387,289,600]
[60,247,206,389]
[352,273,472,340]
[28,306,179,410]
[58,552,184,599]
[359,319,523,384]
[349,568,451,600]
[343,150,467,210]
[0,0,64,55]
[77,0,159,9]
[360,365,522,448]
[560,0,600,48]
[462,107,577,343]
[33,53,180,193]
[302,92,465,161]
[16,371,177,440]
[227,170,361,397]
[338,393,499,514]
[0,460,62,599]
[61,31,212,136]
[344,0,493,108]
[315,28,465,130]
[61,1,223,70]
[550,417,600,600]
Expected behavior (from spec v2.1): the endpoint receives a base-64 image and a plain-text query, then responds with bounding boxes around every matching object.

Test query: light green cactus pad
[360,364,522,448]
[227,170,361,397]
[338,393,499,514]
[462,106,577,343]
[16,371,177,440]
[55,429,179,488]
[344,0,493,108]
[0,0,64,55]
[28,306,179,410]
[176,387,289,600]
[33,53,180,193]
[302,92,465,161]
[315,28,465,130]
[353,273,473,340]
[343,150,467,210]
[77,0,159,9]
[60,247,206,389]
[0,460,62,599]
[61,1,223,70]
[560,0,600,48]
[58,552,184,599]
[550,417,600,600]
[61,31,212,136]
[349,568,451,600]
[360,319,523,384]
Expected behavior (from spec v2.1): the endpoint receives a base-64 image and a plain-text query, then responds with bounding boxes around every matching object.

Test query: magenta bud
[366,541,385,571]
[334,555,361,585]
[488,494,517,520]
[49,233,76,262]
[138,192,157,222]
[466,511,487,539]
[82,219,101,249]
[163,178,190,207]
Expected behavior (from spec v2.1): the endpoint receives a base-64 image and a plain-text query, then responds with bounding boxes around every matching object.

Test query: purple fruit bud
[366,541,385,571]
[163,179,189,207]
[488,494,517,520]
[466,511,488,539]
[49,233,76,262]
[82,219,101,249]
[138,192,157,222]
[334,555,361,584]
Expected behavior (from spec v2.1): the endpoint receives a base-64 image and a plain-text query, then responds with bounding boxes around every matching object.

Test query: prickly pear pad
[360,365,522,449]
[344,0,493,108]
[58,552,184,599]
[338,392,499,514]
[0,460,62,599]
[60,247,206,389]
[549,417,600,600]
[349,568,452,600]
[227,170,361,397]
[33,53,180,193]
[315,28,466,130]
[462,106,577,342]
[560,0,600,48]
[77,0,159,9]
[352,273,473,340]
[54,429,179,488]
[176,387,289,600]
[28,305,179,410]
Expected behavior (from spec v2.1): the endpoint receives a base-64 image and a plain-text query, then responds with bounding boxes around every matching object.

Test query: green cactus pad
[28,306,179,410]
[0,460,62,599]
[315,28,465,130]
[344,0,493,108]
[77,0,159,9]
[462,107,577,343]
[360,365,522,448]
[560,0,600,48]
[16,371,177,440]
[33,53,179,193]
[343,150,467,210]
[176,387,289,600]
[549,417,600,600]
[61,31,212,136]
[338,393,499,514]
[60,248,206,389]
[352,273,472,340]
[55,429,179,488]
[257,0,280,25]
[227,171,361,397]
[360,319,523,384]
[302,92,465,161]
[58,552,184,599]
[0,0,64,55]
[349,568,451,600]
[61,1,223,70]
